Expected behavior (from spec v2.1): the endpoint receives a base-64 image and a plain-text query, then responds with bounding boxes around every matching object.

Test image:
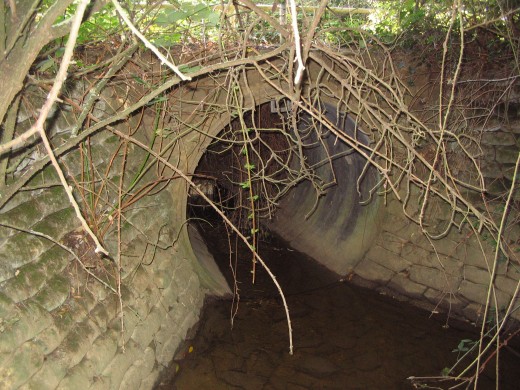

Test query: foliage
[367,0,520,48]
[0,0,519,387]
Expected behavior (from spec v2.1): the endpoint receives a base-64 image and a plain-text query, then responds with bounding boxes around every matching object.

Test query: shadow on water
[157,212,520,390]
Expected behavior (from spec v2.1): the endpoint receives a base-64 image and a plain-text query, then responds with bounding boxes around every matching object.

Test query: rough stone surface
[0,98,228,390]
[354,259,394,282]
[1,59,518,390]
[365,245,409,273]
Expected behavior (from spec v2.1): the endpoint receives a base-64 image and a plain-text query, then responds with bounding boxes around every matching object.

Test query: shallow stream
[157,218,519,389]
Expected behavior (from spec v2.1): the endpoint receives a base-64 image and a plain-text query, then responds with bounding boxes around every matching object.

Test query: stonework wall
[0,90,225,389]
[1,53,518,388]
[353,101,520,325]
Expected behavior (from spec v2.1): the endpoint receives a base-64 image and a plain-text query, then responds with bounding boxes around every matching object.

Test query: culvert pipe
[267,103,383,275]
[170,59,383,286]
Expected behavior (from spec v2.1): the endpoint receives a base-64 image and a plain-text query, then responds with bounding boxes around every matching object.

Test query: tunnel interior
[186,98,383,295]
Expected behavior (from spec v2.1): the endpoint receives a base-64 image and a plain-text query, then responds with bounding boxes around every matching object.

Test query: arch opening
[185,97,383,289]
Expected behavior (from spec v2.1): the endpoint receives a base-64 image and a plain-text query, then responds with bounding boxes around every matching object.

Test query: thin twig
[111,0,191,81]
[110,126,294,355]
[0,222,117,293]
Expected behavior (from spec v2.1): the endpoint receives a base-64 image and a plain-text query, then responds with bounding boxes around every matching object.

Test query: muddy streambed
[157,219,519,389]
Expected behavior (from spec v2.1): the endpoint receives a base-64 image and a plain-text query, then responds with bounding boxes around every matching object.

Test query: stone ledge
[119,346,155,390]
[354,259,395,283]
[365,244,409,273]
[0,300,53,354]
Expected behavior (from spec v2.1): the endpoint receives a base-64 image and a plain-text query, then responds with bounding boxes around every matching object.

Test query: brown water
[157,219,519,389]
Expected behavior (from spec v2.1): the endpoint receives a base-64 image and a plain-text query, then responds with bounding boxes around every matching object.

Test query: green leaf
[251,228,259,234]
[55,47,65,58]
[178,64,203,73]
[240,181,250,189]
[132,75,148,86]
[36,58,56,72]
[156,9,189,25]
[147,96,168,106]
[453,339,474,353]
[244,163,255,171]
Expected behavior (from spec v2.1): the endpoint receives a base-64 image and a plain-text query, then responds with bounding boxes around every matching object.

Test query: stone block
[424,234,462,257]
[388,273,427,298]
[401,243,433,267]
[434,254,463,278]
[119,346,156,390]
[462,302,485,324]
[381,214,420,240]
[511,305,520,322]
[101,341,141,389]
[408,265,459,292]
[1,262,47,303]
[0,232,52,275]
[38,246,70,276]
[422,287,445,305]
[463,265,492,285]
[33,321,67,355]
[33,275,70,311]
[0,300,52,354]
[455,238,495,269]
[354,259,394,283]
[158,280,180,309]
[156,317,190,366]
[139,369,160,390]
[0,291,16,318]
[88,375,111,390]
[59,319,100,368]
[176,275,204,309]
[365,244,409,273]
[56,362,92,390]
[382,209,412,232]
[172,261,199,292]
[480,160,504,179]
[32,207,76,240]
[459,279,513,311]
[89,303,110,333]
[108,303,142,345]
[481,131,516,146]
[152,269,174,290]
[127,266,151,297]
[0,342,45,388]
[84,333,119,376]
[131,306,164,349]
[459,280,488,304]
[379,231,406,255]
[0,198,43,235]
[495,146,519,164]
[30,186,69,219]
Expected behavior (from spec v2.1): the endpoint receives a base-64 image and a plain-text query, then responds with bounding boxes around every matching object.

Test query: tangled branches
[0,0,518,385]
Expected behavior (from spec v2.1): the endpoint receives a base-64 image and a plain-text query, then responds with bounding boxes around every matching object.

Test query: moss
[0,292,16,318]
[1,262,47,303]
[27,166,60,188]
[32,207,76,238]
[0,198,42,228]
[33,275,70,311]
[103,135,120,144]
[2,275,27,300]
[39,245,70,275]
[5,233,50,269]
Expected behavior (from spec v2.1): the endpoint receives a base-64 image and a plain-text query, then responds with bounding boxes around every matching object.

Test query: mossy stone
[33,275,71,312]
[32,207,76,238]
